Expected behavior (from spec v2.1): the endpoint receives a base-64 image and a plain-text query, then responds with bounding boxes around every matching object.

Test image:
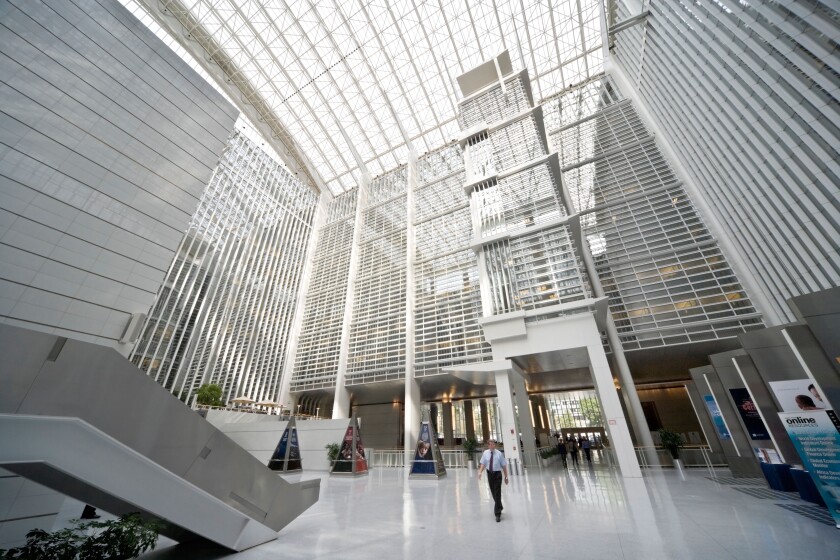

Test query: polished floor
[143,460,840,560]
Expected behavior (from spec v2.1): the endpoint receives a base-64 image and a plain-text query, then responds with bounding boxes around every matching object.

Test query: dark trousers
[487,471,503,515]
[584,448,592,462]
[570,451,579,465]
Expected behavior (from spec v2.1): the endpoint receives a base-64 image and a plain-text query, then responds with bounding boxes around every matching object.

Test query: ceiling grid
[143,0,604,194]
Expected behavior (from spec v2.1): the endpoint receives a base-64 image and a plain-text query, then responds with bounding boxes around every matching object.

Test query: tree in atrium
[196,383,224,407]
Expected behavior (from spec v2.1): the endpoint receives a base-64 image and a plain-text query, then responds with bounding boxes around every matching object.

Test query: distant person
[567,437,579,466]
[581,436,592,463]
[808,384,827,408]
[795,394,820,411]
[557,438,568,468]
[478,439,509,522]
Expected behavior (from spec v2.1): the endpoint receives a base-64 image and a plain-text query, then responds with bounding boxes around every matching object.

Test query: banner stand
[267,417,302,473]
[409,420,447,479]
[330,415,369,477]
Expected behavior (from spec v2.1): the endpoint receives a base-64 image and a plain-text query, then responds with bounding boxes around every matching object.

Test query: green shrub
[196,383,224,407]
[1,513,160,560]
[659,428,684,460]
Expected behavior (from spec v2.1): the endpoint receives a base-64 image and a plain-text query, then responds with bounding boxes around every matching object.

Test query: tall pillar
[579,242,655,454]
[493,365,537,467]
[583,322,642,478]
[404,153,419,472]
[404,378,421,470]
[332,172,370,418]
[684,380,724,455]
[464,400,476,441]
[479,399,491,442]
[442,402,454,447]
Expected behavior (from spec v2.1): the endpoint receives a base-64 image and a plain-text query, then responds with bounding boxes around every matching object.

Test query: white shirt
[479,448,507,472]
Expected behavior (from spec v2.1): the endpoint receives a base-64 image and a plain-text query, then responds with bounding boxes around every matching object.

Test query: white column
[404,153,420,473]
[333,173,370,418]
[581,321,642,478]
[493,368,522,467]
[510,364,537,464]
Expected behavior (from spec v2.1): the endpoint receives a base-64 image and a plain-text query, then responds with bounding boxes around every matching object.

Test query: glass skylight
[150,0,604,194]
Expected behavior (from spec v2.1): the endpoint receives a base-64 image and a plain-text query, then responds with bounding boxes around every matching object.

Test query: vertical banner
[703,395,731,440]
[410,421,446,478]
[728,388,770,440]
[778,410,840,528]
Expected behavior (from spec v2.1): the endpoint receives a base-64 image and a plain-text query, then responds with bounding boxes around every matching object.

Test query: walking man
[478,439,509,522]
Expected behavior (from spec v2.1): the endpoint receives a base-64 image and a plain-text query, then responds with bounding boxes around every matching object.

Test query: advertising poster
[769,379,829,412]
[332,419,368,475]
[778,410,840,528]
[268,421,302,472]
[411,422,436,474]
[729,388,770,440]
[703,395,731,440]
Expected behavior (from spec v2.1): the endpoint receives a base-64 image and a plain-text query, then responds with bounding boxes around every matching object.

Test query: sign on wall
[728,388,770,440]
[703,395,731,440]
[769,379,829,412]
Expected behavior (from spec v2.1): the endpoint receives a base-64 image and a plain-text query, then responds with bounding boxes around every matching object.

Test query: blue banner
[779,410,840,528]
[704,395,731,440]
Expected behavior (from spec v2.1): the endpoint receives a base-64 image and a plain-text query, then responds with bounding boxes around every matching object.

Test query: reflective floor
[143,462,840,560]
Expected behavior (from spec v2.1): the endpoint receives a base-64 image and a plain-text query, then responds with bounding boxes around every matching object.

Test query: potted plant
[659,428,685,469]
[325,443,340,469]
[462,437,478,469]
[539,448,554,466]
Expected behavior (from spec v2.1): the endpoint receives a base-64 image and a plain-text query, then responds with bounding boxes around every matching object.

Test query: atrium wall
[544,76,764,350]
[130,132,318,405]
[611,0,839,324]
[0,0,235,546]
[0,0,236,352]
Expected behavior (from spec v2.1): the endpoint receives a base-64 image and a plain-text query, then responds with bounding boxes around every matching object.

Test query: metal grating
[292,190,357,391]
[548,80,764,351]
[612,0,840,323]
[131,131,317,404]
[414,144,491,376]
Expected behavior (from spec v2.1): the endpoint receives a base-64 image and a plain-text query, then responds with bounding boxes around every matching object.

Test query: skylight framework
[143,0,605,195]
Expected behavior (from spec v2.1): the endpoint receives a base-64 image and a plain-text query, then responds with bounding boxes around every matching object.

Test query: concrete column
[684,380,724,455]
[531,394,550,445]
[479,399,491,442]
[403,150,419,472]
[579,242,655,455]
[442,402,454,447]
[585,325,642,478]
[699,359,762,477]
[464,400,476,441]
[404,378,421,472]
[732,354,799,464]
[493,369,523,466]
[333,170,370,418]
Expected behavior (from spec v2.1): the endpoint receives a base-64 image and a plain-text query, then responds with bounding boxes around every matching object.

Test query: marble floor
[142,462,840,560]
